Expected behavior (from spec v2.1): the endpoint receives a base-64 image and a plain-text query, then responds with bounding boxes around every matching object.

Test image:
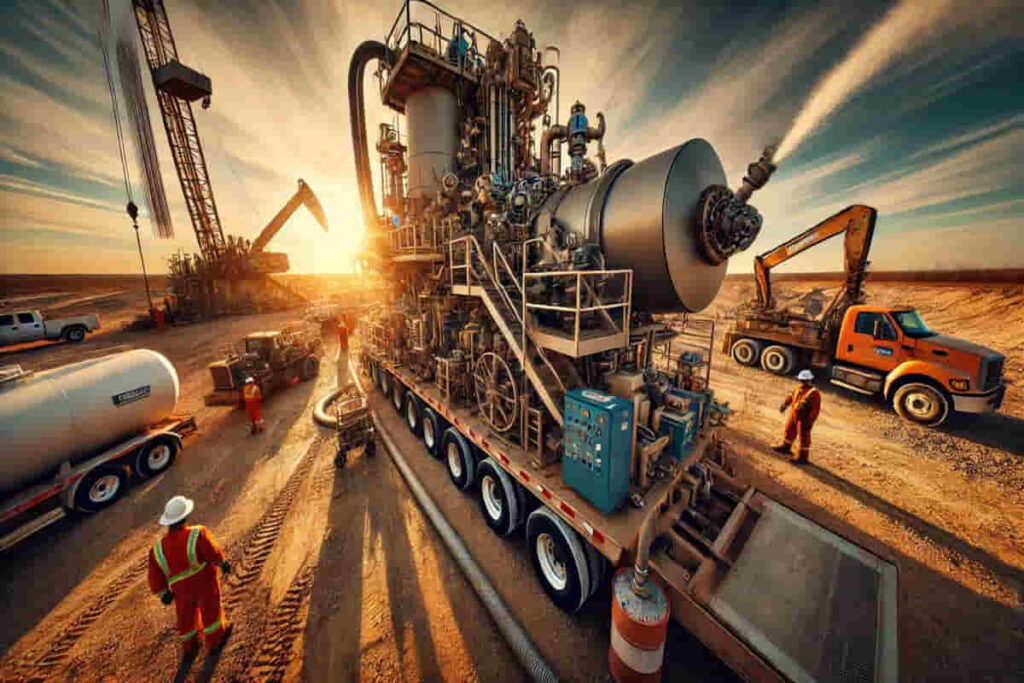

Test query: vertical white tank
[405,86,458,199]
[0,349,180,495]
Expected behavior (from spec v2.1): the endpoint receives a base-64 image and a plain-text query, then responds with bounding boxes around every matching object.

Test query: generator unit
[654,388,708,459]
[562,389,634,513]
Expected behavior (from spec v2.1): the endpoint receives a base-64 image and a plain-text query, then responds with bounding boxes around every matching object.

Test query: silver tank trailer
[544,138,729,313]
[405,86,459,199]
[0,349,180,495]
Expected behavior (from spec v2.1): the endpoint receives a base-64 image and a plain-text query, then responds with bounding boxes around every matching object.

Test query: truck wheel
[442,427,476,491]
[477,459,528,537]
[421,407,444,457]
[526,507,592,613]
[405,394,423,436]
[371,362,381,389]
[893,382,950,427]
[64,326,87,343]
[300,355,320,381]
[135,438,178,478]
[730,338,763,366]
[760,344,796,375]
[74,465,127,512]
[391,379,405,413]
[380,370,391,398]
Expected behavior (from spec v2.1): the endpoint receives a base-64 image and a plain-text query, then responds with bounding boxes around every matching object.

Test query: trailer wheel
[421,407,444,457]
[441,427,476,491]
[526,507,592,613]
[405,394,423,436]
[760,344,796,375]
[583,542,608,599]
[391,378,405,412]
[64,325,87,343]
[371,362,381,389]
[730,338,763,367]
[477,459,527,537]
[300,355,320,381]
[74,465,127,512]
[380,370,391,398]
[893,382,950,427]
[135,438,178,478]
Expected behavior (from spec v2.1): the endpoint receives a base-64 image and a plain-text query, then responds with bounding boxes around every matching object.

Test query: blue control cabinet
[562,388,633,514]
[659,388,708,460]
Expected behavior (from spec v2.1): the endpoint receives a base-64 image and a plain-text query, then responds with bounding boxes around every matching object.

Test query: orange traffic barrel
[609,567,670,682]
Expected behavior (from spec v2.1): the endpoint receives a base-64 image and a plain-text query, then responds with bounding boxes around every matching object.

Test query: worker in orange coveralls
[148,496,232,660]
[241,376,264,434]
[773,369,821,464]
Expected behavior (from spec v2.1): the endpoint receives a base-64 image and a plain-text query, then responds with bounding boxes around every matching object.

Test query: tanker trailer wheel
[391,378,405,413]
[893,382,950,427]
[441,427,476,491]
[477,458,528,537]
[300,355,320,381]
[74,465,127,512]
[730,338,763,367]
[421,407,445,458]
[135,437,178,478]
[526,507,593,613]
[371,362,381,389]
[64,325,87,343]
[379,370,391,399]
[760,344,796,375]
[405,394,423,436]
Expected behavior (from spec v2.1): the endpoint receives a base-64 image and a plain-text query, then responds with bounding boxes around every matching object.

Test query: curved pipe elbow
[586,112,605,140]
[540,124,568,175]
[348,41,392,235]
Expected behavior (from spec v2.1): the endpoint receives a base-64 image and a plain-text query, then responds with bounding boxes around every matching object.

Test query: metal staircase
[450,236,573,426]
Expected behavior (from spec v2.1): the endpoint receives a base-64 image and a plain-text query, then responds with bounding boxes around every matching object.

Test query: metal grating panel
[708,500,898,683]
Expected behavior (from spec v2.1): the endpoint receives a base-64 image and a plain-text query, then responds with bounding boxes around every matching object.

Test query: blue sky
[1,0,1022,275]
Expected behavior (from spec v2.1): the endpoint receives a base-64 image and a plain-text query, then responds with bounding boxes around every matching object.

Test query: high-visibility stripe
[179,629,198,641]
[202,619,222,634]
[153,540,170,577]
[154,527,207,586]
[186,527,201,567]
[167,562,208,586]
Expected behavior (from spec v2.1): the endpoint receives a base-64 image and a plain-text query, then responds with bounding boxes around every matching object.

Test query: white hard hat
[245,377,255,384]
[159,495,194,526]
[797,369,815,381]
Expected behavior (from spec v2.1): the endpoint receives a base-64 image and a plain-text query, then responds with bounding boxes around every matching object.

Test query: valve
[696,146,777,265]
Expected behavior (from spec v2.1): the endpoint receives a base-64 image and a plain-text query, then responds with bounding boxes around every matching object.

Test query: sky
[0,0,1022,276]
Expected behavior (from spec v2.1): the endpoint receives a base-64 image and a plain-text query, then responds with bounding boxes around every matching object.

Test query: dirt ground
[0,277,1022,681]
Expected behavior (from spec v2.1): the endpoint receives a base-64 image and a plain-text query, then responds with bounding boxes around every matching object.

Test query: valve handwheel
[473,352,519,432]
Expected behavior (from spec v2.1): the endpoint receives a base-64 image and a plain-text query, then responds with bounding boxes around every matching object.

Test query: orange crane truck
[723,205,1007,427]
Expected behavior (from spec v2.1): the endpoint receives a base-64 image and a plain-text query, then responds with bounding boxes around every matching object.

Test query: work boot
[790,453,809,465]
[771,444,792,455]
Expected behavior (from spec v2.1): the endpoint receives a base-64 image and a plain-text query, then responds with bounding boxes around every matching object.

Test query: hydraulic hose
[313,363,558,682]
[348,40,391,236]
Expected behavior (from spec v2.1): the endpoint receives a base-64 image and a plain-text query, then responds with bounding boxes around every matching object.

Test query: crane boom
[251,180,328,253]
[753,204,877,311]
[131,0,226,261]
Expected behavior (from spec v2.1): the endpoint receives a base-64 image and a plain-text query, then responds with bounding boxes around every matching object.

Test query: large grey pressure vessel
[405,86,459,199]
[0,349,179,496]
[547,138,728,313]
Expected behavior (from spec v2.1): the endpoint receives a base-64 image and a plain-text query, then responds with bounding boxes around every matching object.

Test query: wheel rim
[393,387,402,409]
[424,419,435,449]
[764,350,783,371]
[733,342,753,364]
[88,474,120,504]
[147,444,172,471]
[406,401,417,429]
[447,443,463,479]
[482,475,503,520]
[536,533,567,591]
[473,352,518,432]
[904,389,941,421]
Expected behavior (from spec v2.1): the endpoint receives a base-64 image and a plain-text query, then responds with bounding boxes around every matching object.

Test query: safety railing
[383,0,493,85]
[388,220,446,254]
[522,268,633,358]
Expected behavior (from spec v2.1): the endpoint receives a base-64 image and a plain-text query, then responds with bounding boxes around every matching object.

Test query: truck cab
[832,305,1006,425]
[0,311,45,346]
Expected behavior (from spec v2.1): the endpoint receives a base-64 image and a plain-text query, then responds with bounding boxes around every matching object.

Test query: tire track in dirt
[242,559,317,682]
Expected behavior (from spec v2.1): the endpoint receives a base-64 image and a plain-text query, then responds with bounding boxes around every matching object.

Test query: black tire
[583,542,608,600]
[441,427,476,490]
[371,362,381,389]
[893,382,951,427]
[391,378,405,412]
[74,465,127,512]
[730,338,763,367]
[135,437,178,478]
[64,326,87,343]
[760,344,796,375]
[404,394,423,436]
[421,407,444,457]
[380,370,391,399]
[526,507,593,613]
[300,355,320,381]
[477,459,528,537]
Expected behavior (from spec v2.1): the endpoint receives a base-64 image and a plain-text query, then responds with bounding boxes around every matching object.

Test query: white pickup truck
[0,310,100,347]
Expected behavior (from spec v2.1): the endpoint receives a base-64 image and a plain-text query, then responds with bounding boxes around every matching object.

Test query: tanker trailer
[0,349,196,551]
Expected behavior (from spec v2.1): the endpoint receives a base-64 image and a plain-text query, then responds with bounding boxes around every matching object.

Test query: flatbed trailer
[0,414,197,552]
[365,353,899,683]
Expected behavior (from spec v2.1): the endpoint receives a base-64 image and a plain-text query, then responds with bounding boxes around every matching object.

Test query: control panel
[562,388,633,514]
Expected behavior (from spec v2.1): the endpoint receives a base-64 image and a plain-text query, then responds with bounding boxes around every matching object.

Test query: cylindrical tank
[405,86,459,199]
[0,349,180,495]
[546,138,728,312]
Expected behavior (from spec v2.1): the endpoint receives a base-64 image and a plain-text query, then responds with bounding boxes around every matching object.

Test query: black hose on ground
[313,360,558,683]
